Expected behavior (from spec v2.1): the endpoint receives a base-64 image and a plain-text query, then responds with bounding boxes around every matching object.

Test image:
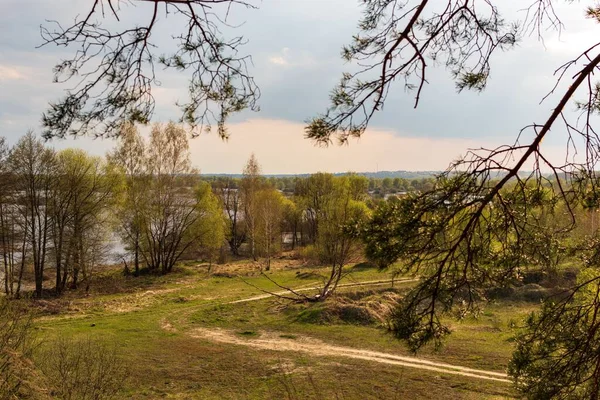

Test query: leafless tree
[214,178,246,256]
[241,153,262,260]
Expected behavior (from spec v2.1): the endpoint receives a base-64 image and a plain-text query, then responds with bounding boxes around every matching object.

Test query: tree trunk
[134,230,140,276]
[55,227,64,295]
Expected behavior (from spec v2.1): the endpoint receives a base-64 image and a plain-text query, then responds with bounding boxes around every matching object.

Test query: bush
[297,245,320,266]
[0,300,46,399]
[38,337,125,400]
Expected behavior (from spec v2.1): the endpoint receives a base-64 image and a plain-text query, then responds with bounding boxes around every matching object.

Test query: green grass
[33,262,528,399]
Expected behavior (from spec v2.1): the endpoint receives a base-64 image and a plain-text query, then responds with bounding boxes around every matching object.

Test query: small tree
[282,197,302,250]
[39,336,125,400]
[265,175,369,302]
[311,177,370,300]
[295,173,335,244]
[255,188,286,270]
[188,182,227,268]
[241,154,262,260]
[214,178,246,256]
[108,122,147,276]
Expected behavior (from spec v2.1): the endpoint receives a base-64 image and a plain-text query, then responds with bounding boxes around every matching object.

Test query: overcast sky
[0,0,598,174]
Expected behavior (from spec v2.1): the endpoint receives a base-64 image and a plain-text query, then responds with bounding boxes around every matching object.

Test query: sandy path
[167,277,510,383]
[189,327,510,383]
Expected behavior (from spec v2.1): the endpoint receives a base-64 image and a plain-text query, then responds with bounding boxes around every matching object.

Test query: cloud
[268,48,290,66]
[185,119,508,174]
[48,118,498,174]
[266,47,317,69]
[268,56,289,66]
[0,65,26,81]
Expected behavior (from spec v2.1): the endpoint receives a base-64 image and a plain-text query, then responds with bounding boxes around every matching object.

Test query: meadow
[33,256,536,399]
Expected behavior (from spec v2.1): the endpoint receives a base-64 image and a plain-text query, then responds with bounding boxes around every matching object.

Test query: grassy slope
[35,262,532,399]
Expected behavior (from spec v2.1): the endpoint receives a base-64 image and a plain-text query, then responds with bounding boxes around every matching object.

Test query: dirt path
[189,327,510,383]
[164,277,511,384]
[228,277,418,304]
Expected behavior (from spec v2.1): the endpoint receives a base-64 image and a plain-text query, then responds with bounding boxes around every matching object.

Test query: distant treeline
[204,170,440,180]
[200,175,436,195]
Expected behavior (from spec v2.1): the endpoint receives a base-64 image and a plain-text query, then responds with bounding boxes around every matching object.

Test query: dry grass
[294,288,403,327]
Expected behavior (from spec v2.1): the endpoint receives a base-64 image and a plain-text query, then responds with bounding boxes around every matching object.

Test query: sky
[0,0,598,174]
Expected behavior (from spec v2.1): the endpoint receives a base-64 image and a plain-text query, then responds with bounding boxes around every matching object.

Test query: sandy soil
[188,327,509,383]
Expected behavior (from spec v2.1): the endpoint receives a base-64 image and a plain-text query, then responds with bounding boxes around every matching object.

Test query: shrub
[38,336,125,400]
[0,299,45,399]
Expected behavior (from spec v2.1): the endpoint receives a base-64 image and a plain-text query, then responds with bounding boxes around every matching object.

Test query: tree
[0,137,25,298]
[281,196,302,250]
[348,174,369,201]
[270,175,369,302]
[214,177,246,256]
[108,122,148,276]
[308,176,370,301]
[241,153,262,260]
[141,122,224,274]
[255,188,285,270]
[9,132,57,298]
[295,173,335,244]
[51,149,123,291]
[360,196,413,270]
[382,178,392,192]
[188,181,227,267]
[292,3,600,394]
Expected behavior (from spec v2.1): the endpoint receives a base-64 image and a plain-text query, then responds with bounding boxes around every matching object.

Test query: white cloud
[0,65,25,81]
[544,29,600,57]
[268,56,289,66]
[35,120,568,175]
[48,118,491,173]
[266,47,317,69]
[185,119,508,174]
[268,47,291,66]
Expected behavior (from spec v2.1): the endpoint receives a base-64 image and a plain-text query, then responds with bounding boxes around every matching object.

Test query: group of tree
[109,122,225,276]
[1,124,226,298]
[213,158,371,300]
[213,155,293,268]
[0,133,121,298]
[0,128,439,300]
[204,175,435,196]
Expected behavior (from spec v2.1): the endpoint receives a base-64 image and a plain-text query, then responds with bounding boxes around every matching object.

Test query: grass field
[32,259,535,399]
